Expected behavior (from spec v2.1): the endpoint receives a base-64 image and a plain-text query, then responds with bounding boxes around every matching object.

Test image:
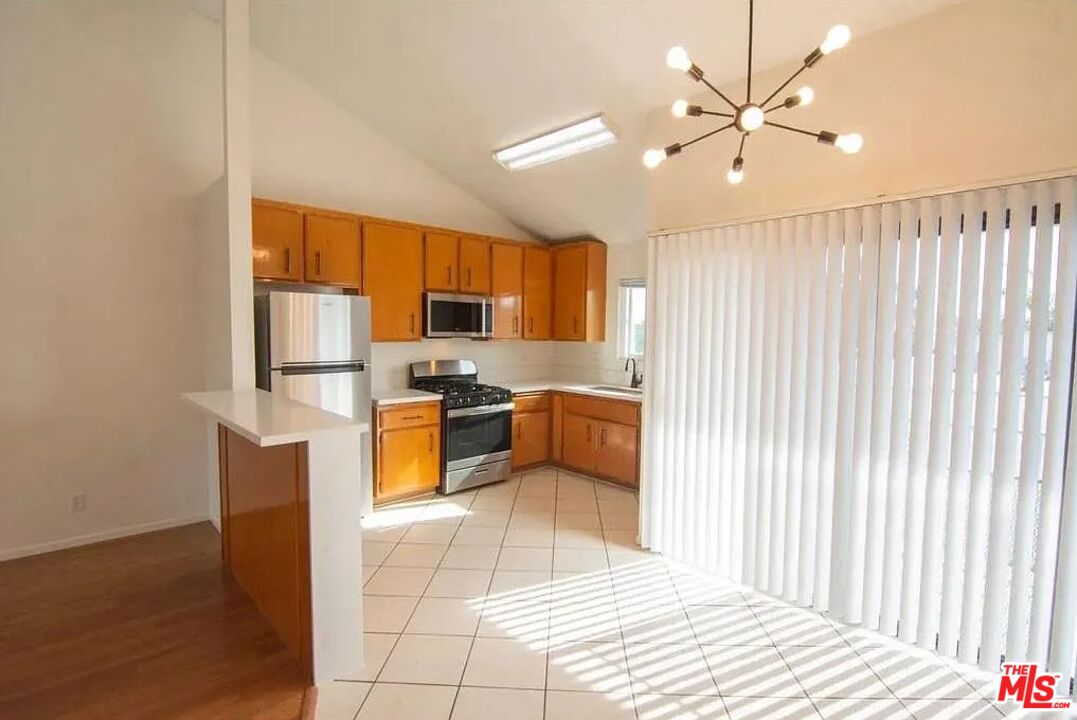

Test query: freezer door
[268,291,371,368]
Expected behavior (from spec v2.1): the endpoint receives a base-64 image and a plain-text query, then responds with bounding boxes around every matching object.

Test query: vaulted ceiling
[250,0,960,243]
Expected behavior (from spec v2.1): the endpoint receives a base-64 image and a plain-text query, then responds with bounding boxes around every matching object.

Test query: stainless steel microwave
[423,292,494,338]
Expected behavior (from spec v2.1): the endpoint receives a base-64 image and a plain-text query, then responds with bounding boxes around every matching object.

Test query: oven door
[424,292,493,338]
[444,403,514,471]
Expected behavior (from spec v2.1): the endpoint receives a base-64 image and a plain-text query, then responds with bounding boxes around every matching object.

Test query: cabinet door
[252,201,303,281]
[459,235,491,294]
[363,221,423,341]
[512,411,550,469]
[378,425,440,498]
[424,231,458,291]
[553,245,587,340]
[491,243,523,339]
[561,412,596,473]
[523,246,552,340]
[304,213,360,288]
[596,421,638,487]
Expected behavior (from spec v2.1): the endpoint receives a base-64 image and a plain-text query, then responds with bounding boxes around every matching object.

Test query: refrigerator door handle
[279,360,367,376]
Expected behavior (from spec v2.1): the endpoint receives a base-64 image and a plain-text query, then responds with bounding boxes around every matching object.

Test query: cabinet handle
[284,247,291,273]
[467,267,473,287]
[402,414,422,421]
[513,316,518,334]
[314,250,321,276]
[428,431,434,453]
[600,427,607,446]
[529,317,534,334]
[409,313,415,335]
[586,424,591,442]
[573,316,579,334]
[447,266,452,285]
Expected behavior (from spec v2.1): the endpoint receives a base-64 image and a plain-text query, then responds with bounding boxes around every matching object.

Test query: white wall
[0,1,223,558]
[0,1,548,559]
[647,0,1077,231]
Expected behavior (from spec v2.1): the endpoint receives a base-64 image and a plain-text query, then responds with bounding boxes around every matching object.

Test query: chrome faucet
[625,358,643,389]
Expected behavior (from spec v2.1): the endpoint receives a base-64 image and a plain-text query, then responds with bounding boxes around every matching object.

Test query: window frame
[617,278,646,360]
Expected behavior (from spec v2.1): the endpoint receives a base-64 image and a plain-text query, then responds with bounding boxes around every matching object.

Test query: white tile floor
[322,468,1029,720]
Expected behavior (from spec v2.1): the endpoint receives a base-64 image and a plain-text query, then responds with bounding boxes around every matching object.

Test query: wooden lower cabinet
[512,409,550,469]
[375,402,441,503]
[596,420,638,486]
[553,393,640,488]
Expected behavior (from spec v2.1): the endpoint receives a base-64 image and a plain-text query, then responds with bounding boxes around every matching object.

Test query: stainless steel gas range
[408,360,514,494]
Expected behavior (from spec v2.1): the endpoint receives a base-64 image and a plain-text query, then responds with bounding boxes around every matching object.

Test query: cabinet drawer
[561,394,639,426]
[378,402,440,431]
[513,392,550,414]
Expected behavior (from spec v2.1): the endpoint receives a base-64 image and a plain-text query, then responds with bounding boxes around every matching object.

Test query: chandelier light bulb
[671,99,689,118]
[738,105,764,132]
[797,86,815,106]
[820,24,851,54]
[727,166,744,185]
[835,133,863,154]
[643,148,667,169]
[666,46,693,73]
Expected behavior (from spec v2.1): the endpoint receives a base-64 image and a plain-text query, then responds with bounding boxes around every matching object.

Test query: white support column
[223,0,255,391]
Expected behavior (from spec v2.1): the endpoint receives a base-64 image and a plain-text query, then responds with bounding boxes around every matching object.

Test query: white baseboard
[0,514,211,562]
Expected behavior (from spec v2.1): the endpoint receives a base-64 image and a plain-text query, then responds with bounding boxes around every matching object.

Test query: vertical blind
[640,176,1077,681]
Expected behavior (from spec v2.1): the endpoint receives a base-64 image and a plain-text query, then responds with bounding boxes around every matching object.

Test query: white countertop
[505,380,644,403]
[372,389,442,407]
[184,388,368,447]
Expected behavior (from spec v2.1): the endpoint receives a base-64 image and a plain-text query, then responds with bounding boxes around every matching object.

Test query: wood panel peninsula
[183,388,368,687]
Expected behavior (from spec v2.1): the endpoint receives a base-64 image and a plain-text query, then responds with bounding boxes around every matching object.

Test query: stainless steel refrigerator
[255,290,373,514]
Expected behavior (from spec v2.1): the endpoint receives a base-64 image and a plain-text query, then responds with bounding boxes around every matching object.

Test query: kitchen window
[618,278,646,359]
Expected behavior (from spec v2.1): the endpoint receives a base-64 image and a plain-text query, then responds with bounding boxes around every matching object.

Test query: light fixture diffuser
[494,114,619,171]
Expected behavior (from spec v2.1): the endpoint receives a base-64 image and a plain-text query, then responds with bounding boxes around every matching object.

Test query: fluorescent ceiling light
[493,114,618,171]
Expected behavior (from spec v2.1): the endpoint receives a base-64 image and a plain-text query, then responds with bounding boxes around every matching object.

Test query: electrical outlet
[70,493,87,513]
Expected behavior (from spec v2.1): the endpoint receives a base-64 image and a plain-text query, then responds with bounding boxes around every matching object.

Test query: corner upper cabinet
[553,240,606,341]
[252,199,304,282]
[458,235,491,294]
[522,246,552,340]
[304,212,361,288]
[491,242,523,339]
[363,220,424,341]
[424,231,459,291]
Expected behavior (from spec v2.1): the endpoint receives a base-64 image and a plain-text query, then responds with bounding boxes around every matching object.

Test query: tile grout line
[542,469,559,720]
[354,489,479,720]
[745,600,827,719]
[446,478,518,720]
[597,475,644,720]
[666,559,732,718]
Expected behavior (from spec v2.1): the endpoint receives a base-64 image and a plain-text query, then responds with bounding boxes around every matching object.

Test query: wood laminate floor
[0,522,308,720]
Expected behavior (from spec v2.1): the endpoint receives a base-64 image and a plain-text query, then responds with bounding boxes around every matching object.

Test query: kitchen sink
[588,385,643,395]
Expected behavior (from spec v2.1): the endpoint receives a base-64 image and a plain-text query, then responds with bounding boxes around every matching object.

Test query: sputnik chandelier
[643,0,863,184]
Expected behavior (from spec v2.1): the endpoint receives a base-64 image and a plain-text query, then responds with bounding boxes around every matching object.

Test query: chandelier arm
[763,102,790,114]
[760,63,809,108]
[746,0,754,102]
[737,133,748,158]
[681,122,736,149]
[701,110,735,118]
[764,119,819,139]
[700,77,740,111]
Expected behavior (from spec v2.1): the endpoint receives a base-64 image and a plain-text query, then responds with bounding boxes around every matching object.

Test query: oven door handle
[446,402,515,419]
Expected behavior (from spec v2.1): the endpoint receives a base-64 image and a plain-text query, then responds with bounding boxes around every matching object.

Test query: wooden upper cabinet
[523,246,552,340]
[304,212,360,288]
[424,231,459,291]
[252,200,303,281]
[553,240,606,342]
[458,235,491,294]
[491,243,523,339]
[363,221,424,341]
